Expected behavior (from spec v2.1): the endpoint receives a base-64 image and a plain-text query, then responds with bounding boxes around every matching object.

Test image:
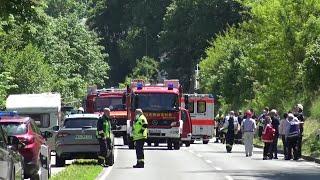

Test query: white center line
[205,160,212,164]
[225,175,233,180]
[215,167,222,171]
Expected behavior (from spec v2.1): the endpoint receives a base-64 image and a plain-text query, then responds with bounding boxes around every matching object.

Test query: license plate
[149,129,161,134]
[75,135,92,140]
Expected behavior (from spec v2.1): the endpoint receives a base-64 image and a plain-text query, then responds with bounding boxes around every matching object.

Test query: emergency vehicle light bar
[0,111,18,117]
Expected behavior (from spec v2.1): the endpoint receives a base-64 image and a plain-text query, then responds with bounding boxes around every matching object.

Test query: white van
[6,93,61,151]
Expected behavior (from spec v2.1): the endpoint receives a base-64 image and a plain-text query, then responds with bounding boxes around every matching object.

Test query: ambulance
[182,94,215,144]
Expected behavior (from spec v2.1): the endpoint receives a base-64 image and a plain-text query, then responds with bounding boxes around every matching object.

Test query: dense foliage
[0,0,108,106]
[200,0,320,112]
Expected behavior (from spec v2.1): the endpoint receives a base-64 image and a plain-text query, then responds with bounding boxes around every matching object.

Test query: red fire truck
[84,86,128,144]
[126,80,192,150]
[182,94,215,144]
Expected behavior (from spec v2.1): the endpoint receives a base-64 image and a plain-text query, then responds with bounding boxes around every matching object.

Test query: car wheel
[203,140,209,144]
[185,142,191,147]
[174,141,180,150]
[55,155,65,167]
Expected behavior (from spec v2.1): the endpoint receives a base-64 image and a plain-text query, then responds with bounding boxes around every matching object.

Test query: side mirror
[8,135,19,145]
[7,136,22,150]
[52,126,60,131]
[41,131,53,139]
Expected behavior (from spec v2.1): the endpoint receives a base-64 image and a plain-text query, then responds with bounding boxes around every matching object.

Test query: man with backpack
[285,113,301,160]
[221,111,239,153]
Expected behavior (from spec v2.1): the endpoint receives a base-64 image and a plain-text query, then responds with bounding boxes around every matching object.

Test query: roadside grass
[51,160,103,180]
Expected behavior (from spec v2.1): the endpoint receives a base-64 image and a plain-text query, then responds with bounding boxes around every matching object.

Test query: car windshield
[1,122,27,135]
[94,97,126,111]
[63,118,98,128]
[134,93,178,112]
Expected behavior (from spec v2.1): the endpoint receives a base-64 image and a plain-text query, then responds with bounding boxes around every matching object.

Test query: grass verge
[51,160,103,180]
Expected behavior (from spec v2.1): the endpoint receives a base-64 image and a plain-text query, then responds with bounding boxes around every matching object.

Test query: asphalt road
[99,138,320,180]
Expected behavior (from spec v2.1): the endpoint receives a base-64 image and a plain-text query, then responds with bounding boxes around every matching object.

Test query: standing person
[132,109,148,168]
[214,110,224,143]
[294,104,304,159]
[257,107,269,140]
[235,110,244,144]
[241,110,257,157]
[285,113,301,160]
[270,109,280,159]
[97,108,112,166]
[221,111,239,153]
[279,113,289,159]
[262,116,275,160]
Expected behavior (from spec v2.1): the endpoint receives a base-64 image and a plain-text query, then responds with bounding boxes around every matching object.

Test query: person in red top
[262,116,275,160]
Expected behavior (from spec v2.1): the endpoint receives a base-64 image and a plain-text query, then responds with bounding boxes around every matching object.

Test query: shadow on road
[183,169,320,180]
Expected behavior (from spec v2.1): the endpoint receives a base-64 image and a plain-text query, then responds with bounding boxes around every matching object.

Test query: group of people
[97,107,148,168]
[215,104,305,160]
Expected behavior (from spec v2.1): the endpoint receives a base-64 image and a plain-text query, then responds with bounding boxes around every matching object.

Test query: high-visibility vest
[133,114,148,141]
[96,116,111,139]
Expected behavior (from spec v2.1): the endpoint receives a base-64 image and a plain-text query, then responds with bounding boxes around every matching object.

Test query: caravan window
[26,114,50,128]
[197,101,206,113]
[188,101,194,113]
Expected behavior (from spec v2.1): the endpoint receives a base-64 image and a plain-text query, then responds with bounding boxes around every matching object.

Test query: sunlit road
[100,138,320,180]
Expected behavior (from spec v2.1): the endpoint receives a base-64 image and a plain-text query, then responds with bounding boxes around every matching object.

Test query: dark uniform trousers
[226,131,235,152]
[135,139,145,161]
[98,138,111,158]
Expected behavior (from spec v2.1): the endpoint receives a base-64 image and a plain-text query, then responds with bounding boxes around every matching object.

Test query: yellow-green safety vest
[96,117,111,138]
[133,114,148,141]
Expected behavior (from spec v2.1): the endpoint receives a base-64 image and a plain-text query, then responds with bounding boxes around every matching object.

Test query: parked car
[54,113,114,167]
[0,112,24,180]
[0,114,52,179]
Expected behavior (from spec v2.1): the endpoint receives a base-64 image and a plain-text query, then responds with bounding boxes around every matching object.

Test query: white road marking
[96,148,118,180]
[215,167,222,171]
[225,175,233,180]
[189,150,195,154]
[196,154,203,158]
[205,160,212,164]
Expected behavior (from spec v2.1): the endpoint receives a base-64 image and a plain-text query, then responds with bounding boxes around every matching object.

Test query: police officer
[97,108,112,166]
[132,109,148,168]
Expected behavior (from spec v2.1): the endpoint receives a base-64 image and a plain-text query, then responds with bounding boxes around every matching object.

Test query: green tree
[1,44,53,94]
[159,0,245,91]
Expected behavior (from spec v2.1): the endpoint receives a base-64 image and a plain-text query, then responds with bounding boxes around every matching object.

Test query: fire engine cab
[182,94,215,144]
[84,86,128,144]
[126,80,191,150]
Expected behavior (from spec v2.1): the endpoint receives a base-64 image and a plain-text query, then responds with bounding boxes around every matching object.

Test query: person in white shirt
[241,110,257,157]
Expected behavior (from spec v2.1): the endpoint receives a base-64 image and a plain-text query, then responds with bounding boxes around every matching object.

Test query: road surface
[99,138,320,180]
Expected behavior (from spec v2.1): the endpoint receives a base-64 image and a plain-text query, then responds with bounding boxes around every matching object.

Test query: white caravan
[6,93,61,151]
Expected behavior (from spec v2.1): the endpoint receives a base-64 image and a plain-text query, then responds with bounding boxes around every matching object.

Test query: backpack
[288,121,300,138]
